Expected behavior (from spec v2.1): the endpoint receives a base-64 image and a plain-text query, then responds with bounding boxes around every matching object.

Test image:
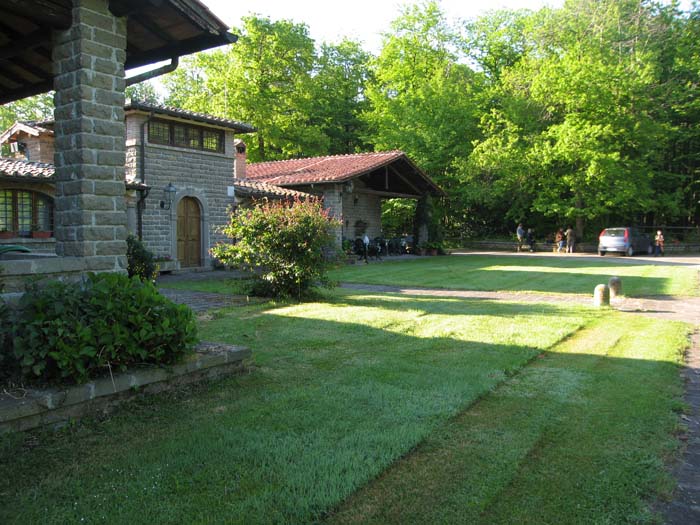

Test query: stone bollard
[593,284,610,307]
[608,277,622,299]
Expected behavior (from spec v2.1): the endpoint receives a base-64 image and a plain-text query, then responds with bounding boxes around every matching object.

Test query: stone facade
[26,135,55,165]
[51,0,127,272]
[341,182,383,240]
[265,180,383,247]
[124,113,237,266]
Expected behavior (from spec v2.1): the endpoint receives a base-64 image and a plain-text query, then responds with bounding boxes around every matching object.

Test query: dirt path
[340,283,700,323]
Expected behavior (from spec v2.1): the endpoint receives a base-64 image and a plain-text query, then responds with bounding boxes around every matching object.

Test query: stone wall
[25,135,55,164]
[51,0,127,272]
[124,119,236,265]
[342,186,382,240]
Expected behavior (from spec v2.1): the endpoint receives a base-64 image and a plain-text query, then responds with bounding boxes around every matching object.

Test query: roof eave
[124,101,256,134]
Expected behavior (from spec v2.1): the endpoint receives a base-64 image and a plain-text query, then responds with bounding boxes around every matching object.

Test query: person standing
[555,228,565,253]
[565,226,575,253]
[516,223,525,252]
[526,228,536,252]
[654,229,665,256]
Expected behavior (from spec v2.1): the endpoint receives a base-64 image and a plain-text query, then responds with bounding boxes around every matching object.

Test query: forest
[2,0,699,242]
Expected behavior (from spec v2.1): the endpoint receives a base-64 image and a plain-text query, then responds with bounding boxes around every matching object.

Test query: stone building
[0,0,240,289]
[1,110,443,271]
[0,100,255,269]
[242,150,444,244]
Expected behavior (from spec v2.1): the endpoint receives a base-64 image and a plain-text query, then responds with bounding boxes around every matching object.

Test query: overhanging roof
[246,151,445,198]
[0,0,237,104]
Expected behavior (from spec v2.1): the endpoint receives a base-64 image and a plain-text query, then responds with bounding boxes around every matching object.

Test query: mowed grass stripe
[328,255,698,297]
[0,293,591,525]
[328,315,688,525]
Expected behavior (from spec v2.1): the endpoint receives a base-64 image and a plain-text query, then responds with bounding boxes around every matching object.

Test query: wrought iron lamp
[159,182,177,210]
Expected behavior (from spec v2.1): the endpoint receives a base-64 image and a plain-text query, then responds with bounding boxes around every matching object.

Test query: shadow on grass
[0,298,686,525]
[319,290,589,319]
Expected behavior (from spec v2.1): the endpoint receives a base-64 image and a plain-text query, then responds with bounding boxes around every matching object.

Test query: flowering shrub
[212,197,340,299]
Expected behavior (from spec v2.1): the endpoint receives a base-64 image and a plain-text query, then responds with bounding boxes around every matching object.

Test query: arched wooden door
[177,197,201,267]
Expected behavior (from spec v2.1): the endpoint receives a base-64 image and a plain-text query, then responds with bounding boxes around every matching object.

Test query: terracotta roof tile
[0,158,150,191]
[125,99,255,133]
[0,157,54,179]
[246,151,406,186]
[234,179,310,199]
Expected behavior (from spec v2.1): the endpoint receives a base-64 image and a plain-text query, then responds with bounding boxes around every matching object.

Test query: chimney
[234,139,247,180]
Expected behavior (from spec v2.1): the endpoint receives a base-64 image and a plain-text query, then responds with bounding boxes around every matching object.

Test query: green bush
[212,197,340,299]
[127,234,158,282]
[0,269,12,379]
[7,273,197,384]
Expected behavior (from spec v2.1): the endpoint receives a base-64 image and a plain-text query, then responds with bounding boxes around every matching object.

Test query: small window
[149,119,224,154]
[203,130,223,152]
[0,189,53,236]
[149,120,170,145]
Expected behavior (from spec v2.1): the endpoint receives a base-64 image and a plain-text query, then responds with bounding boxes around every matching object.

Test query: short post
[593,284,610,307]
[608,277,622,299]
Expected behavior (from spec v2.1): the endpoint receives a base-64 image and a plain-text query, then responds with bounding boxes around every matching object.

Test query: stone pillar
[593,284,610,307]
[608,277,622,299]
[52,0,127,272]
[322,186,343,249]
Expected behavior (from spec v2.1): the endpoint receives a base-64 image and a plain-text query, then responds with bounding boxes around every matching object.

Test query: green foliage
[126,234,158,282]
[0,93,53,156]
[211,198,340,299]
[165,16,329,161]
[125,81,161,104]
[363,1,482,178]
[6,273,197,384]
[311,40,372,154]
[0,268,10,378]
[381,198,416,237]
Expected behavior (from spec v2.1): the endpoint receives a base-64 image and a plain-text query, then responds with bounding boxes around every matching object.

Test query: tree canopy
[2,0,698,241]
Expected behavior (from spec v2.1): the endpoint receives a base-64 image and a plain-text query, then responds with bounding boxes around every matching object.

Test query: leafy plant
[212,197,340,299]
[0,267,12,379]
[7,273,197,384]
[126,234,158,282]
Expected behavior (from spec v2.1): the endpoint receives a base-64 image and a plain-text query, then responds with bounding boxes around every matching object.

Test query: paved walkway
[159,267,700,523]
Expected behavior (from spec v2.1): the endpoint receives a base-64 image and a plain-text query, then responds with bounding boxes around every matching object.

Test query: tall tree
[363,1,484,236]
[165,15,326,161]
[468,0,681,237]
[125,81,161,104]
[311,40,371,154]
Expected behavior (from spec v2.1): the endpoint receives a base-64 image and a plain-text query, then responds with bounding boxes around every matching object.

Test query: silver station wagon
[598,227,652,256]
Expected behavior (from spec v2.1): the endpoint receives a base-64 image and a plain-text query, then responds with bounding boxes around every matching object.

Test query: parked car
[598,227,652,256]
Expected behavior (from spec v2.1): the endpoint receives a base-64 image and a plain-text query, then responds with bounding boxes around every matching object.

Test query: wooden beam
[389,164,423,195]
[0,67,28,86]
[0,79,52,105]
[0,30,51,61]
[109,0,164,18]
[355,188,420,199]
[1,1,71,30]
[133,13,175,45]
[9,58,51,82]
[125,33,236,70]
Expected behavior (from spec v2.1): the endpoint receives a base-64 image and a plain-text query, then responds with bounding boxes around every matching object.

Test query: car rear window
[602,228,626,237]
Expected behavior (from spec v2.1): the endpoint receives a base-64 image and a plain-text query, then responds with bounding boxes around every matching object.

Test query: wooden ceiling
[0,0,236,104]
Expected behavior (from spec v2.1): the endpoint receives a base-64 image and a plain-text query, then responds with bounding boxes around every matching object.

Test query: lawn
[329,254,698,296]
[0,287,689,524]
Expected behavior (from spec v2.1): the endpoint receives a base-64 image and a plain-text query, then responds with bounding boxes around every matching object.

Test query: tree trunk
[575,194,584,239]
[258,134,266,161]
